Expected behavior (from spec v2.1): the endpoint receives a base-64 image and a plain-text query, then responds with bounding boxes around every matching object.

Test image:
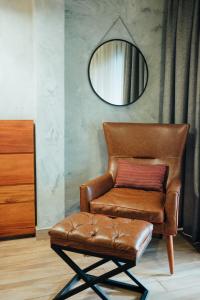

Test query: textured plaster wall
[34,0,65,229]
[0,0,34,119]
[65,0,165,213]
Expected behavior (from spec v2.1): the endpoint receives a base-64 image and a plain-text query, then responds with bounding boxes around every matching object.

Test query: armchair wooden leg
[166,235,174,275]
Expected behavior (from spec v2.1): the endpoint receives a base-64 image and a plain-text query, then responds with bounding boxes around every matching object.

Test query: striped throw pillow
[115,160,167,192]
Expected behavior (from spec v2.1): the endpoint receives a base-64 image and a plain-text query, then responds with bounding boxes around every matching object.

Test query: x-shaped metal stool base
[51,244,148,300]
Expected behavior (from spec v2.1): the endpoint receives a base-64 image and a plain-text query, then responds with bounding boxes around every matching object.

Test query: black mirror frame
[88,39,149,107]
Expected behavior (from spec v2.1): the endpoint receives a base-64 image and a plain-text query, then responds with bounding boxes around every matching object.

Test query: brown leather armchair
[80,123,189,274]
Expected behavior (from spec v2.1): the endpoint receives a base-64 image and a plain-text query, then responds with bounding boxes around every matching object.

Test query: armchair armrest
[167,178,181,194]
[164,179,181,236]
[80,173,114,212]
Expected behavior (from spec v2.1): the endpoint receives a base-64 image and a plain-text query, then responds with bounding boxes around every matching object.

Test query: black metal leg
[51,244,149,300]
[52,245,108,300]
[53,275,79,300]
[113,259,148,299]
[54,255,109,291]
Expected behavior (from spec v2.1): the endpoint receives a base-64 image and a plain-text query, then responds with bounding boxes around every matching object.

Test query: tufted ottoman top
[49,212,153,261]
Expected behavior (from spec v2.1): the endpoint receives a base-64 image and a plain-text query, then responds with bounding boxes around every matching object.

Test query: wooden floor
[0,234,200,300]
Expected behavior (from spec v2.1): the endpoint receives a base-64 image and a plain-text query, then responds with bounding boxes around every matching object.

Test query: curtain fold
[160,0,200,246]
[123,43,132,103]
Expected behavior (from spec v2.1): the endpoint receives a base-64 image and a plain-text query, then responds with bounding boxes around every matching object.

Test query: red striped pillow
[115,160,167,192]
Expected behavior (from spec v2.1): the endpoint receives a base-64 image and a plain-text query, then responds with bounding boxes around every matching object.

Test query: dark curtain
[159,0,200,247]
[123,43,133,102]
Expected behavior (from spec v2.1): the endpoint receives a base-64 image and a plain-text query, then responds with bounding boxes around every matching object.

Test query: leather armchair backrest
[103,122,189,188]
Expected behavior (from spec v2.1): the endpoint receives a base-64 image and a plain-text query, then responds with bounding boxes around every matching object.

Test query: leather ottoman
[49,212,153,300]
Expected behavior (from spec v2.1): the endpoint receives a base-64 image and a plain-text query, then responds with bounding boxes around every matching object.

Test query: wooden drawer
[0,184,35,238]
[0,120,34,154]
[0,154,34,186]
[0,185,35,204]
[0,201,35,238]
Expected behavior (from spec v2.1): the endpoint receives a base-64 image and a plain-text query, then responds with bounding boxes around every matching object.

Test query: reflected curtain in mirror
[89,40,148,106]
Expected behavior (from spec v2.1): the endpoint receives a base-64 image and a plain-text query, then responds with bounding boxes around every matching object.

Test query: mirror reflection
[88,39,148,106]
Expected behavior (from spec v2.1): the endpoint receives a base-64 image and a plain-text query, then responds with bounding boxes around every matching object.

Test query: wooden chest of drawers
[0,121,35,238]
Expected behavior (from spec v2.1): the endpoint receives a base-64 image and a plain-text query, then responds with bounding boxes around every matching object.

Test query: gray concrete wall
[65,0,165,213]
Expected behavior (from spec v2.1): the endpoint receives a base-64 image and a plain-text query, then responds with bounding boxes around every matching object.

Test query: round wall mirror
[88,39,148,106]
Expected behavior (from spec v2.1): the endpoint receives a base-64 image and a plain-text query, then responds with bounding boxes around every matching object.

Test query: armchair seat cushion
[90,188,165,224]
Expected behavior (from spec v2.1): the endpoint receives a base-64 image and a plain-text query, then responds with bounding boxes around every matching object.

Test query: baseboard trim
[36,228,50,240]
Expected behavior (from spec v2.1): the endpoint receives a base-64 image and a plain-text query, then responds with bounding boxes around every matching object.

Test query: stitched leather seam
[91,202,164,214]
